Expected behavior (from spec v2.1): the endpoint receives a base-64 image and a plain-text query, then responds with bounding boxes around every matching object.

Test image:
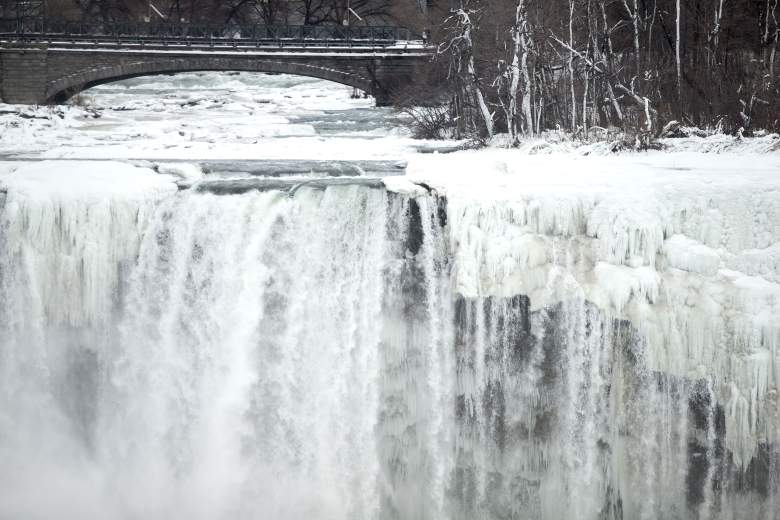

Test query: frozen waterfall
[0,159,778,520]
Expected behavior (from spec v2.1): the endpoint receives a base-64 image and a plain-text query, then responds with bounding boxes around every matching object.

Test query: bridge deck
[0,18,421,49]
[0,35,424,50]
[0,38,427,54]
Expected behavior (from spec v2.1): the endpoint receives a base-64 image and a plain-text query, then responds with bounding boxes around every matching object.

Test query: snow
[155,162,205,186]
[382,175,429,196]
[0,160,176,200]
[487,129,780,155]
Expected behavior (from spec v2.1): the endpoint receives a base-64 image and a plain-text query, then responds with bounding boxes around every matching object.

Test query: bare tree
[439,6,494,138]
[507,0,533,139]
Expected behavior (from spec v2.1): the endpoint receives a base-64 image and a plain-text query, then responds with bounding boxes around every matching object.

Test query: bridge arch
[45,57,376,103]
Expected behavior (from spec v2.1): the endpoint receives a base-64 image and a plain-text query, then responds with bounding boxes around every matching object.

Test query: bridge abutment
[1,46,49,104]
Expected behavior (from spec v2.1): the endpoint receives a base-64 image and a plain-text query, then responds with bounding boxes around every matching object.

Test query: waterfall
[0,161,778,520]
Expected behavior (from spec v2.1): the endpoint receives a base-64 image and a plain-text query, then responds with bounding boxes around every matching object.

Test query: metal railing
[0,17,417,47]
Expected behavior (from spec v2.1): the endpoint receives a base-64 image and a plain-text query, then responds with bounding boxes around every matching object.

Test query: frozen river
[0,71,455,162]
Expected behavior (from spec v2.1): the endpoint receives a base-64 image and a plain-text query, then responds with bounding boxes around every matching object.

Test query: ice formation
[0,154,778,519]
[407,152,780,470]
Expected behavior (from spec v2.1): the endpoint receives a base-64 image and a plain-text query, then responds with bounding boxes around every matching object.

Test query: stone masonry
[0,44,430,105]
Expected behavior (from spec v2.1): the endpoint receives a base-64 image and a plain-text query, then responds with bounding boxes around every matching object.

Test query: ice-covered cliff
[407,153,780,468]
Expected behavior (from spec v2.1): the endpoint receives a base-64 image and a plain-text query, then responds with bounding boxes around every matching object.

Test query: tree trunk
[508,8,521,140]
[676,0,682,113]
[623,0,641,76]
[510,0,534,139]
[765,0,778,81]
[712,0,725,67]
[520,34,533,136]
[569,0,577,131]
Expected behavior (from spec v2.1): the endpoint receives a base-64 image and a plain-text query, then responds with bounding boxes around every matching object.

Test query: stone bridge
[0,43,431,106]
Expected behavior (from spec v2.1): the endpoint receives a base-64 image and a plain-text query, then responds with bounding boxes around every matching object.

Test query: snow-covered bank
[497,130,780,155]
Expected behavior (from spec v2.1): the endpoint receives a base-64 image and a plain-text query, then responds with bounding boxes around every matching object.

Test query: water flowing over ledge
[0,157,778,520]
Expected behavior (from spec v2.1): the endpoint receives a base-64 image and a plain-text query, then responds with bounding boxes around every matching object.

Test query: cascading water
[0,160,778,520]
